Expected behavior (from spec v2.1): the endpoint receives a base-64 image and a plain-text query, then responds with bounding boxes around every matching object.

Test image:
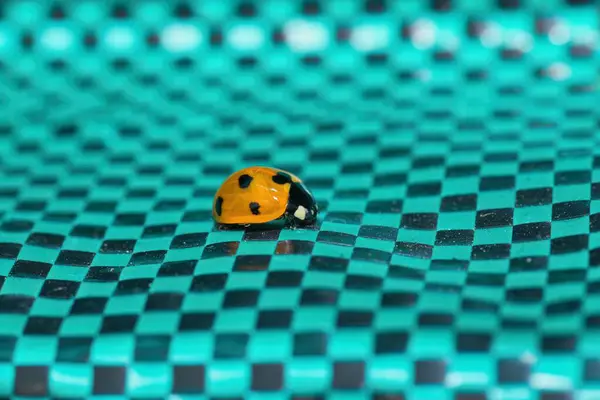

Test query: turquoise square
[248,332,291,361]
[136,312,179,335]
[170,333,213,363]
[60,315,102,336]
[91,335,134,364]
[206,362,249,396]
[13,336,57,364]
[127,364,171,397]
[286,358,330,394]
[259,289,300,309]
[50,364,92,398]
[0,364,14,396]
[214,309,256,332]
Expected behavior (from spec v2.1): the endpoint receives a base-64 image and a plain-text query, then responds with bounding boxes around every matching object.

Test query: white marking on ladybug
[294,206,307,220]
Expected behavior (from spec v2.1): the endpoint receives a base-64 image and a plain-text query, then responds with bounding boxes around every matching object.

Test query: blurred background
[0,0,599,398]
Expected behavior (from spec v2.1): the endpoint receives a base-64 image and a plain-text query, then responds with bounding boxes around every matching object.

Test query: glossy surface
[213,166,303,225]
[0,0,598,398]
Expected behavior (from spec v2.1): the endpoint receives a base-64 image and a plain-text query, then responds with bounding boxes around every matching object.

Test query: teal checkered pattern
[0,0,599,398]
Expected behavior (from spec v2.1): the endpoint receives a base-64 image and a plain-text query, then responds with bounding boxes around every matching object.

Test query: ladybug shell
[213,166,317,225]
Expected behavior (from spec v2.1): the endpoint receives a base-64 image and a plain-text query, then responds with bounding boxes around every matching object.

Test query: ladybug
[213,166,318,227]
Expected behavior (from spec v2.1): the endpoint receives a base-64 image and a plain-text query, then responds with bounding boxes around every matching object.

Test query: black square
[381,291,418,307]
[407,182,442,197]
[158,260,197,276]
[435,230,474,246]
[358,225,398,240]
[15,366,48,396]
[214,334,249,358]
[179,312,215,331]
[0,336,16,361]
[170,232,208,249]
[418,313,454,327]
[57,337,92,362]
[39,279,80,299]
[0,242,22,259]
[223,289,259,308]
[475,208,513,228]
[333,362,365,389]
[456,333,491,352]
[446,164,479,178]
[366,199,403,213]
[70,297,107,314]
[555,170,590,185]
[85,266,122,281]
[70,224,107,239]
[552,200,590,221]
[9,260,52,278]
[300,289,339,305]
[143,224,177,238]
[1,219,34,232]
[401,213,438,230]
[498,359,530,383]
[190,273,228,292]
[145,292,184,310]
[252,363,283,391]
[201,242,239,259]
[440,194,477,212]
[173,365,205,393]
[512,222,551,242]
[266,271,303,287]
[293,332,327,356]
[24,317,62,335]
[516,187,552,207]
[93,366,126,394]
[275,240,315,255]
[128,250,167,266]
[115,278,153,295]
[242,229,281,241]
[551,234,588,254]
[454,394,487,400]
[541,335,576,353]
[309,255,349,272]
[394,242,433,258]
[546,299,581,315]
[375,331,408,354]
[256,310,292,329]
[56,250,95,266]
[100,239,136,254]
[26,232,65,248]
[479,176,514,191]
[316,231,357,246]
[374,172,407,186]
[506,288,543,303]
[415,360,446,384]
[114,212,146,225]
[590,248,600,266]
[337,311,373,327]
[325,211,363,224]
[584,359,600,381]
[135,335,170,361]
[345,274,383,290]
[100,315,138,333]
[233,255,271,271]
[590,213,600,232]
[509,256,548,272]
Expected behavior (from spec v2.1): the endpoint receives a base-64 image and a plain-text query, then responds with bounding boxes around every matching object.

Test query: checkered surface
[0,0,599,398]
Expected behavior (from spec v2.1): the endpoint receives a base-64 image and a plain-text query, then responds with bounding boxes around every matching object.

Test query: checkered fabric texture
[0,0,599,398]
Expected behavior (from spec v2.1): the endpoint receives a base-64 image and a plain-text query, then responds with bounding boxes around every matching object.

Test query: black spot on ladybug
[272,172,292,185]
[249,202,261,215]
[215,196,223,216]
[238,174,253,189]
